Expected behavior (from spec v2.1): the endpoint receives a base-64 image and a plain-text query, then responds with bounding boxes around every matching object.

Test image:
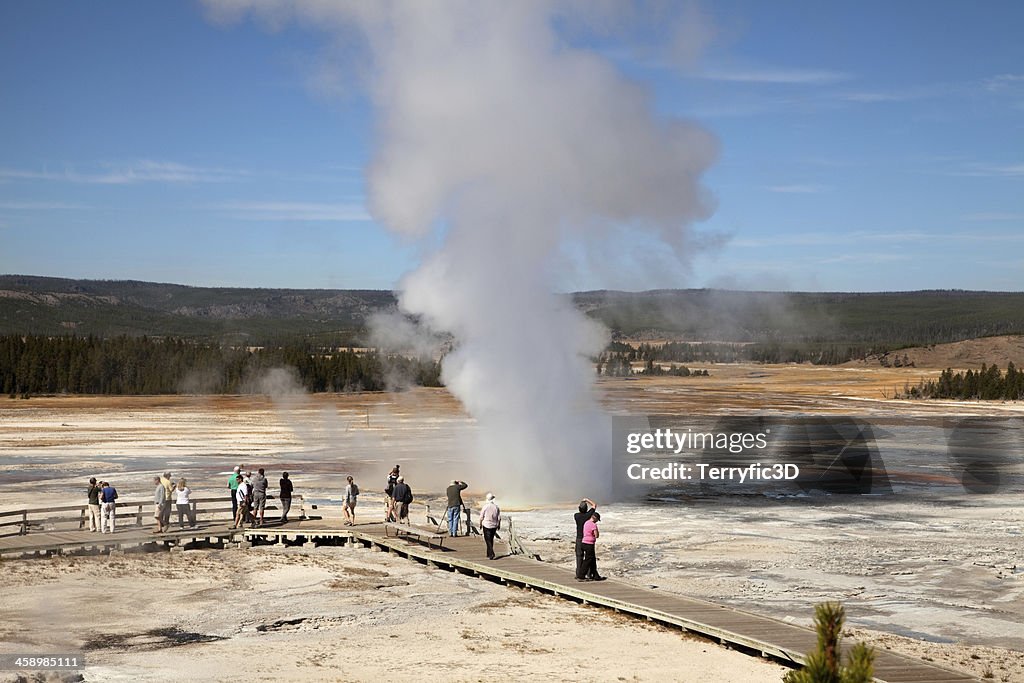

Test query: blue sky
[1,1,1021,291]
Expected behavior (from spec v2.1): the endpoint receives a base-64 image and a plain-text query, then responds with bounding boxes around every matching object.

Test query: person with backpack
[383,465,400,522]
[250,468,269,527]
[343,475,360,525]
[391,476,412,524]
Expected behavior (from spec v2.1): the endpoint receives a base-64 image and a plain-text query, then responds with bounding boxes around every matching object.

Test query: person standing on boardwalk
[159,472,174,530]
[100,481,118,533]
[579,511,606,582]
[232,477,251,530]
[86,477,102,532]
[343,475,360,526]
[175,479,196,529]
[479,493,500,560]
[445,480,468,537]
[391,476,412,524]
[384,465,400,522]
[574,498,597,580]
[279,472,293,523]
[228,466,241,519]
[152,476,167,533]
[250,468,268,527]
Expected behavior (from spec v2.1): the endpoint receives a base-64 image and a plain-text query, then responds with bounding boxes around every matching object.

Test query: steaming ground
[1,364,1023,681]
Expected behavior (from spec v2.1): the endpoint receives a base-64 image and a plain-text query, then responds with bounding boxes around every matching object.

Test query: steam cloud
[205,1,719,499]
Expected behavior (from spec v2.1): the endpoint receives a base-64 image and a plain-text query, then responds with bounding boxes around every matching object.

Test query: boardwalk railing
[0,495,309,538]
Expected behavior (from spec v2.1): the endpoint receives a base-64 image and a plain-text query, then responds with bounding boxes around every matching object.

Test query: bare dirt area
[0,545,784,683]
[847,334,1024,371]
[1,364,1021,682]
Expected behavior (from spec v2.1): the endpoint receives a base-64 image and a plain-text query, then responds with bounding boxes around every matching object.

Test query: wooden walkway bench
[384,522,447,549]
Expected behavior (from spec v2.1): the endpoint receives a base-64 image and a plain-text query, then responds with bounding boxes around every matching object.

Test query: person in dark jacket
[445,480,468,536]
[279,472,294,523]
[391,476,412,524]
[384,465,400,522]
[100,481,118,533]
[87,477,102,532]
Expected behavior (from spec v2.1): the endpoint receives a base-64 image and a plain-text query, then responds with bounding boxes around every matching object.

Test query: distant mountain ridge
[2,274,1024,347]
[0,275,396,342]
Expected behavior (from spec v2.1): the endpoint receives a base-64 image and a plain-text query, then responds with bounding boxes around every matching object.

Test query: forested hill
[2,275,1024,347]
[574,289,1024,346]
[0,275,396,343]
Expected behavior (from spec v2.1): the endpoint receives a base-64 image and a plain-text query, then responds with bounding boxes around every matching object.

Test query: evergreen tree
[783,602,874,683]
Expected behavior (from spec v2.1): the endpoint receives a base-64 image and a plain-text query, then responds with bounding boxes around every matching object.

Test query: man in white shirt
[232,479,251,530]
[479,493,501,560]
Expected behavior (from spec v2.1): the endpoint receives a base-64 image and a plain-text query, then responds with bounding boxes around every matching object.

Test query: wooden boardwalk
[0,517,980,683]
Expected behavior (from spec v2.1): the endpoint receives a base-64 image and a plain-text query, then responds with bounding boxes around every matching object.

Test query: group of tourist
[86,477,118,533]
[385,470,502,560]
[382,465,410,523]
[151,472,196,533]
[229,466,293,530]
[83,468,606,580]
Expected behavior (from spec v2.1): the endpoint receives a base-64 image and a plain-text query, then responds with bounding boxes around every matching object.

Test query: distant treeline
[605,341,879,365]
[583,289,1024,344]
[900,364,1024,400]
[597,352,708,377]
[0,335,442,397]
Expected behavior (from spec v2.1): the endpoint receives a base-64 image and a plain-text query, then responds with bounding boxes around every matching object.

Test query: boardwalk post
[78,506,87,529]
[20,511,27,535]
[135,504,143,527]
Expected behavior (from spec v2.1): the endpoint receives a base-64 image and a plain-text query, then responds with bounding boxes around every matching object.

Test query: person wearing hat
[479,493,501,560]
[391,475,412,524]
[384,465,401,522]
[445,479,468,537]
[228,466,241,519]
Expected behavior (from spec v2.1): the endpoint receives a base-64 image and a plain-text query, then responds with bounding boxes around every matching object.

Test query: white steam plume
[204,1,719,499]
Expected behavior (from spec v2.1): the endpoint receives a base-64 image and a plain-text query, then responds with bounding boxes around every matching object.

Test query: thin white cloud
[961,212,1024,222]
[214,200,371,222]
[0,161,249,185]
[731,230,1024,249]
[984,74,1024,92]
[819,253,912,264]
[955,163,1024,178]
[837,91,916,103]
[700,66,851,85]
[766,184,828,194]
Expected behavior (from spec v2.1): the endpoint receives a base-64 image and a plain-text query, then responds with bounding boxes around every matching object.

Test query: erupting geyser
[206,1,719,499]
